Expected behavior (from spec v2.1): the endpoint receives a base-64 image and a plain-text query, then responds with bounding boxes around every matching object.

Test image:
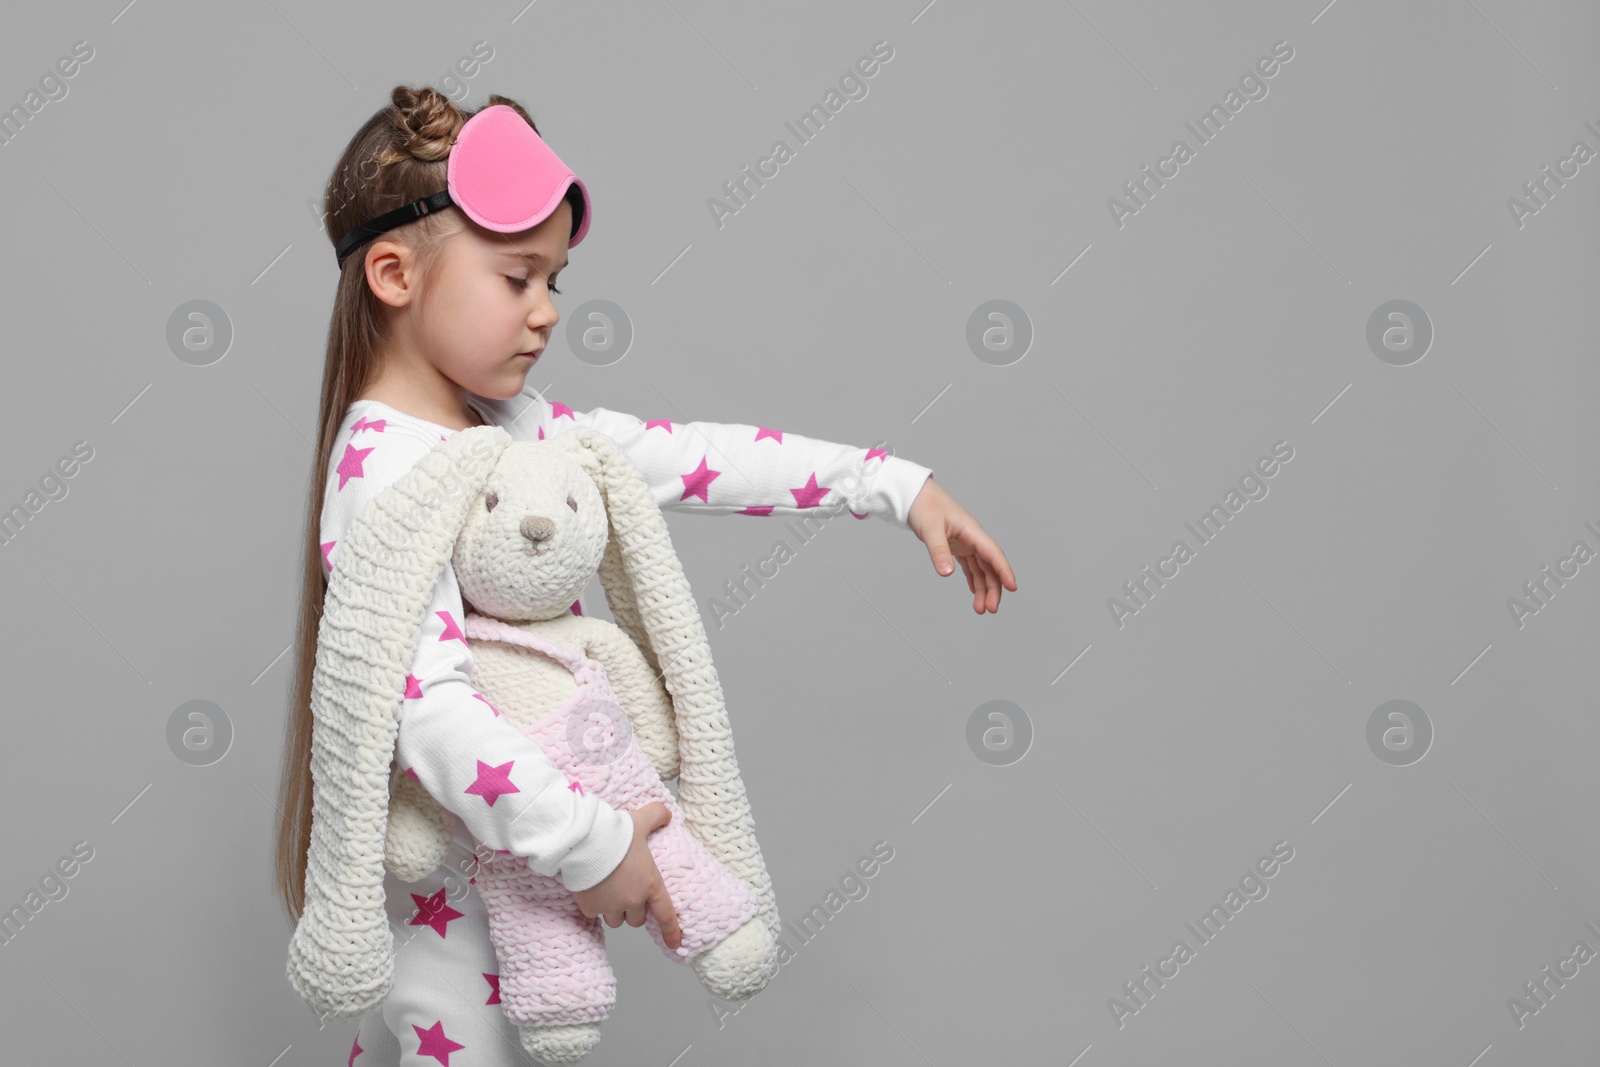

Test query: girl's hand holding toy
[571,801,683,951]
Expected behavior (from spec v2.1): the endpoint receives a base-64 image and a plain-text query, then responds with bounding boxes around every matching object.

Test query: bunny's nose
[520,515,555,545]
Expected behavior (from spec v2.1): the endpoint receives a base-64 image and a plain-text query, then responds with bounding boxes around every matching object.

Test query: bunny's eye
[485,491,499,512]
[567,494,578,512]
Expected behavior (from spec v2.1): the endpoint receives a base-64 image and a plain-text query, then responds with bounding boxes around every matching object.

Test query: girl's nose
[521,514,555,544]
[529,293,558,324]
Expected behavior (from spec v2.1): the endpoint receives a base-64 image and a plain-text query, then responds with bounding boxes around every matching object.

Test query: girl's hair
[272,84,546,924]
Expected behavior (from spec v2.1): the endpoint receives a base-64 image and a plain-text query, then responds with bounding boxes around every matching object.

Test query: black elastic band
[334,184,587,269]
[333,190,455,268]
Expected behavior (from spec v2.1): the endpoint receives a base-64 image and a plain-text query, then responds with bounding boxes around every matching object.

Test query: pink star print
[466,759,521,806]
[404,766,419,780]
[404,674,423,699]
[321,541,336,572]
[412,1020,465,1065]
[409,888,464,938]
[568,777,586,797]
[483,972,501,1005]
[789,473,831,508]
[737,506,775,516]
[754,426,783,443]
[350,416,386,436]
[436,611,467,645]
[644,419,673,432]
[679,456,721,503]
[865,446,889,462]
[336,443,375,490]
[348,1033,363,1066]
[551,401,576,421]
[472,693,501,717]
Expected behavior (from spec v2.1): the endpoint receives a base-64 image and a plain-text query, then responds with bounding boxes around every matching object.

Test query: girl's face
[414,198,572,401]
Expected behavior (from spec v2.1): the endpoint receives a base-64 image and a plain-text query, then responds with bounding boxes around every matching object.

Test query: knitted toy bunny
[287,426,781,1063]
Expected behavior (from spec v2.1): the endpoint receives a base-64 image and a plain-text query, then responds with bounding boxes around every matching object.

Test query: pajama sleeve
[507,397,933,527]
[319,421,635,893]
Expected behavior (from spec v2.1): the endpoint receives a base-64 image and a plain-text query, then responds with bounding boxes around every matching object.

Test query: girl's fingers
[969,524,1015,589]
[984,559,1003,611]
[971,530,1015,592]
[959,557,981,609]
[980,561,998,612]
[990,547,1017,590]
[652,889,683,950]
[968,556,990,613]
[942,517,1017,613]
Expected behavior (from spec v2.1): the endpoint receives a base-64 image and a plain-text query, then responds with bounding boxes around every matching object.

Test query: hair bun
[387,85,462,163]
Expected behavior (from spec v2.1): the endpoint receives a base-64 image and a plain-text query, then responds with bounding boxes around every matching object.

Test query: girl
[275,85,1017,1065]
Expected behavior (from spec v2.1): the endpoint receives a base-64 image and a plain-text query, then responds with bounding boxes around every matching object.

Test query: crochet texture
[287,430,504,1019]
[286,427,781,1027]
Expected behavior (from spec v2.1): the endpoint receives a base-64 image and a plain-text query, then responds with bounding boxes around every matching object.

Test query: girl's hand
[571,802,683,950]
[906,477,1018,615]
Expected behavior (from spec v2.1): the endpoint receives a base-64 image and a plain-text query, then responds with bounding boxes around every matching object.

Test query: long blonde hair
[272,84,549,924]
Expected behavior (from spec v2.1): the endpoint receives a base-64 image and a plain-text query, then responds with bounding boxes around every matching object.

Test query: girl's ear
[287,424,511,1022]
[558,426,783,949]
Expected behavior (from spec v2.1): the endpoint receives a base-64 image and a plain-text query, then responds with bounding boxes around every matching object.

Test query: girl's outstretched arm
[480,388,1018,613]
[488,391,933,526]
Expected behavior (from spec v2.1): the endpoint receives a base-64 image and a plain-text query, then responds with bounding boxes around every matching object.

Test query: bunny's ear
[554,427,782,948]
[287,425,511,1021]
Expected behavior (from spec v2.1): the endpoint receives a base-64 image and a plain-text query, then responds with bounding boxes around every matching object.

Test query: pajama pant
[346,817,536,1067]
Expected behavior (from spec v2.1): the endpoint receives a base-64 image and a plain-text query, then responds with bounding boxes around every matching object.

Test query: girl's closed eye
[506,275,561,295]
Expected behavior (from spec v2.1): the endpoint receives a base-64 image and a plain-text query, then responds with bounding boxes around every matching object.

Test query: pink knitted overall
[462,613,760,1027]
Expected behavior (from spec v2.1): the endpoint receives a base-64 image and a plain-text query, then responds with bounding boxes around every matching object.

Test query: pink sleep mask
[334,103,591,268]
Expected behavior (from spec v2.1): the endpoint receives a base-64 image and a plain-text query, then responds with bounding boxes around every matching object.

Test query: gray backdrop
[2,0,1598,1063]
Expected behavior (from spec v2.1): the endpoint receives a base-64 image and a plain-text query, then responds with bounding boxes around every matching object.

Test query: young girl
[275,85,1017,1065]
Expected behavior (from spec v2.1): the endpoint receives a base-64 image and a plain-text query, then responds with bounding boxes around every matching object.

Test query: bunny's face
[452,442,608,622]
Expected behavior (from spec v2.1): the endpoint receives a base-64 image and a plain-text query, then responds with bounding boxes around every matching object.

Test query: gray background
[2,0,1597,1063]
